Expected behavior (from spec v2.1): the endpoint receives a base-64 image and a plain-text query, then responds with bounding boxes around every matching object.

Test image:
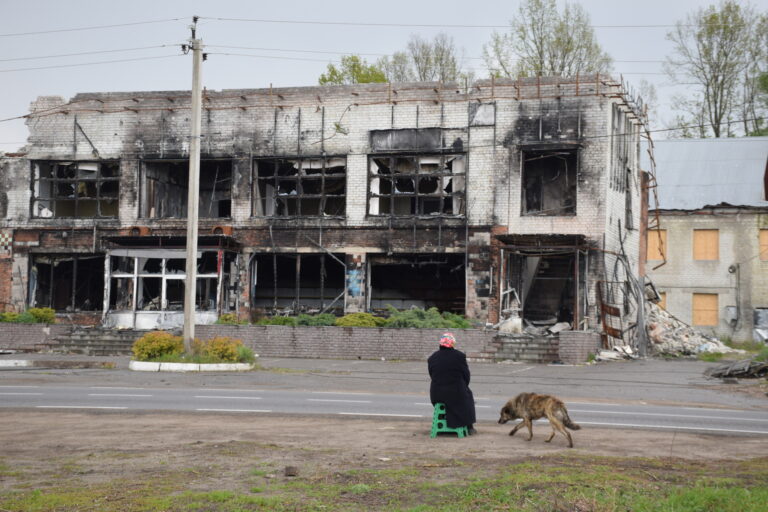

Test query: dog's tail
[562,408,581,431]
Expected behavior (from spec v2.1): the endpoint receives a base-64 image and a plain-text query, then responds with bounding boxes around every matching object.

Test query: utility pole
[183,16,203,352]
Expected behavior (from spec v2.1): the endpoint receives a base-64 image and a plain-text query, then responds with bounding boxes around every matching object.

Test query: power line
[0,54,183,73]
[0,17,188,37]
[0,45,180,63]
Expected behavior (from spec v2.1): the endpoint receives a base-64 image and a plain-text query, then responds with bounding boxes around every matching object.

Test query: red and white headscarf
[439,332,456,348]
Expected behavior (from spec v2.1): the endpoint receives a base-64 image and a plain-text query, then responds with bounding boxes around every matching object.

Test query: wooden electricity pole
[183,17,203,352]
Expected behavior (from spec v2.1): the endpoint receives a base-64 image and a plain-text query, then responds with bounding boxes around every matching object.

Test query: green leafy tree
[665,1,764,137]
[318,55,386,85]
[483,0,612,78]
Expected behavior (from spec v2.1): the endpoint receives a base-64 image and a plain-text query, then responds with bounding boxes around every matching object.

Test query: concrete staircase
[47,328,143,356]
[468,334,560,364]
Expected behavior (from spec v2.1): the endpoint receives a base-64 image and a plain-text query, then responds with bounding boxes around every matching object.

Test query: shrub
[27,307,55,324]
[132,331,183,361]
[216,313,247,325]
[199,336,243,362]
[0,312,19,323]
[383,306,471,329]
[335,312,381,328]
[255,316,298,326]
[297,313,337,326]
[13,312,37,323]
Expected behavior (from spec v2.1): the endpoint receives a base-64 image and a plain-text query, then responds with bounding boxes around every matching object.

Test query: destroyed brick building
[0,76,646,343]
[645,137,768,343]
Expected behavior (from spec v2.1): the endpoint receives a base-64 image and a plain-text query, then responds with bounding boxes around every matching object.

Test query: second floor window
[32,161,119,218]
[141,160,232,219]
[252,157,346,217]
[368,154,465,216]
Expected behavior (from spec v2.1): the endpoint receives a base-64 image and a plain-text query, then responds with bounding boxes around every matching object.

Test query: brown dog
[498,392,581,448]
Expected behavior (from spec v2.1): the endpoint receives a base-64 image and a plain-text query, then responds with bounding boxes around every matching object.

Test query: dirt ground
[2,410,768,495]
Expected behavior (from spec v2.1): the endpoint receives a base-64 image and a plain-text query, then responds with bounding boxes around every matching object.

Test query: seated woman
[427,332,477,434]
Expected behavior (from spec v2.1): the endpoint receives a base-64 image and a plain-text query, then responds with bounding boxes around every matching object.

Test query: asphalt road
[2,383,767,436]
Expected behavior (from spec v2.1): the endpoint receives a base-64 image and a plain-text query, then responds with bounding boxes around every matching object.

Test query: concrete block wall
[558,331,600,364]
[0,323,69,351]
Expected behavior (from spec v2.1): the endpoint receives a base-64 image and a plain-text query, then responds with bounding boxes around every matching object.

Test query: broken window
[253,157,346,217]
[369,254,465,313]
[521,149,577,216]
[141,160,232,218]
[251,253,345,314]
[30,254,104,311]
[368,155,465,216]
[32,161,119,218]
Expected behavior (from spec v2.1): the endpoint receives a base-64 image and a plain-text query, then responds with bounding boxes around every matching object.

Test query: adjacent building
[0,76,646,345]
[646,137,768,342]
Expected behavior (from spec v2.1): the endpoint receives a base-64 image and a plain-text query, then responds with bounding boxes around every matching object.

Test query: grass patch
[698,352,726,362]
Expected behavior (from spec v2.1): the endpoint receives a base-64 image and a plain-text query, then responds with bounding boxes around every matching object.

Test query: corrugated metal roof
[643,137,768,210]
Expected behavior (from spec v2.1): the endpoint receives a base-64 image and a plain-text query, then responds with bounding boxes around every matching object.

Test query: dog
[498,392,581,448]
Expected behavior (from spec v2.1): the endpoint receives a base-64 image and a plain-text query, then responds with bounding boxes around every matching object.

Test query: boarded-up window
[658,292,667,310]
[693,229,719,260]
[760,229,768,261]
[692,293,718,326]
[647,229,666,261]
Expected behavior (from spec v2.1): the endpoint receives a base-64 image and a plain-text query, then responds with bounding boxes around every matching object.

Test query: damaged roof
[645,137,768,210]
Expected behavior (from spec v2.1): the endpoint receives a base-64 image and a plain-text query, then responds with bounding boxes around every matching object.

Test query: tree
[378,33,465,83]
[483,0,612,78]
[318,55,386,85]
[664,1,763,137]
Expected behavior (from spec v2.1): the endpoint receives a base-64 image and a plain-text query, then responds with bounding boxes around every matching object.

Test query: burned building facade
[0,77,645,337]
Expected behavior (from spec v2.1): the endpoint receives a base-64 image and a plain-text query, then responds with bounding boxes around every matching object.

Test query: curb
[128,360,257,372]
[0,359,116,369]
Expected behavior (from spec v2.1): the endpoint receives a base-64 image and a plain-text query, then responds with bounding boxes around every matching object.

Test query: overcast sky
[0,0,727,152]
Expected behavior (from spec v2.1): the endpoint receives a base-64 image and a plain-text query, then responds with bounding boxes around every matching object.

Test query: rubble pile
[645,302,741,356]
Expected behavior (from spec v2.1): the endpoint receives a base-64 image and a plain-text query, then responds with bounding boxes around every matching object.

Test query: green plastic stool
[430,402,468,438]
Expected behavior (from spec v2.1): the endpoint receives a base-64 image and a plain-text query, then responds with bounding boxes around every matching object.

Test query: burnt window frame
[366,153,466,218]
[29,253,105,312]
[31,160,120,219]
[251,156,347,218]
[139,159,233,219]
[520,148,579,217]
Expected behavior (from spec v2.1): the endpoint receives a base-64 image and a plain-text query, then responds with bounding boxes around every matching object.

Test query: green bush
[383,306,471,329]
[198,336,243,362]
[0,312,19,323]
[755,346,768,362]
[335,312,381,328]
[13,312,37,323]
[256,316,298,326]
[132,331,184,361]
[0,311,45,323]
[215,313,247,325]
[27,308,56,324]
[297,313,337,326]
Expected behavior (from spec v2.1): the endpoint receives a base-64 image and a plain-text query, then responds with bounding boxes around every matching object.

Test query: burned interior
[368,155,465,216]
[521,148,578,216]
[30,254,104,311]
[252,157,346,217]
[32,161,119,218]
[141,160,232,218]
[250,253,345,314]
[368,254,465,313]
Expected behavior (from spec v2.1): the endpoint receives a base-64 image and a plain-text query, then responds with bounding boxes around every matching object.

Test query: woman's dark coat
[428,346,476,428]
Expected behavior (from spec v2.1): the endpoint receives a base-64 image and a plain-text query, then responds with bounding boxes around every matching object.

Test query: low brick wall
[0,323,69,351]
[197,325,491,361]
[558,331,600,364]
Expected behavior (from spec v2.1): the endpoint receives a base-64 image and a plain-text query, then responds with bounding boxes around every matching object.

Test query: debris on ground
[645,302,743,356]
[705,359,768,379]
[596,345,636,361]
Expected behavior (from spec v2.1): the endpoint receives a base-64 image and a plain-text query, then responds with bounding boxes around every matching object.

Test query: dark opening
[31,254,104,311]
[142,160,232,218]
[521,149,577,216]
[32,161,119,218]
[369,254,465,313]
[506,253,577,326]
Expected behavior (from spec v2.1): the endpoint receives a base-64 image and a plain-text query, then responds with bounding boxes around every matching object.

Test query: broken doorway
[141,160,232,218]
[368,254,465,313]
[250,253,346,314]
[521,148,577,216]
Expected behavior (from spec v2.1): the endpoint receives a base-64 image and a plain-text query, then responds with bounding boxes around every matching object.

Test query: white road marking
[312,391,374,396]
[88,393,152,397]
[338,412,423,418]
[570,409,768,423]
[89,386,147,390]
[0,392,43,395]
[307,398,372,403]
[0,385,39,388]
[196,408,271,413]
[575,421,768,435]
[194,396,262,400]
[415,402,491,408]
[197,388,265,392]
[569,402,623,407]
[36,406,127,410]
